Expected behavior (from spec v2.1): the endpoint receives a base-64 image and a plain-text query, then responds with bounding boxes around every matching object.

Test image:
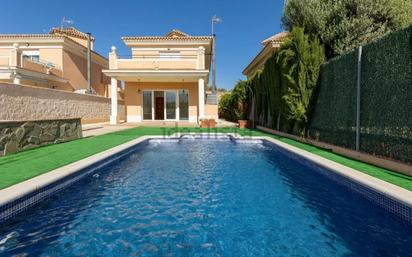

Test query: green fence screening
[309,50,358,149]
[309,26,412,164]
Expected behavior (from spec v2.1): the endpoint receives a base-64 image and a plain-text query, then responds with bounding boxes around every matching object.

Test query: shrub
[247,27,325,135]
[218,80,249,122]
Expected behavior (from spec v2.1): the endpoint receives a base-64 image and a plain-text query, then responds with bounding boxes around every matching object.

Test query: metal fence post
[356,46,363,151]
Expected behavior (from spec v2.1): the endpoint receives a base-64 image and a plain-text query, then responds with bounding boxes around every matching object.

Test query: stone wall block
[27,136,40,145]
[0,118,82,156]
[4,141,18,155]
[15,127,25,142]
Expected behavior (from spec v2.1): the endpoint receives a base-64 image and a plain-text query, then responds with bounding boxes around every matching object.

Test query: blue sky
[0,0,285,89]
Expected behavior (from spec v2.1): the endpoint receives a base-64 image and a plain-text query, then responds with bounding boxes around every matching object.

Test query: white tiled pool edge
[0,133,411,219]
[0,136,163,207]
[259,136,412,209]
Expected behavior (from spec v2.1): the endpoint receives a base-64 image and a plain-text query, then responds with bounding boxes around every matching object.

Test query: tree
[283,0,412,56]
[278,27,325,134]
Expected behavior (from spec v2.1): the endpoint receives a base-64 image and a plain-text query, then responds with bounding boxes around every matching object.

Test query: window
[23,55,40,62]
[22,50,40,63]
[159,51,181,60]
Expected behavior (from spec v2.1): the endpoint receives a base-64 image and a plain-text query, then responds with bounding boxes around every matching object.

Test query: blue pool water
[0,139,411,256]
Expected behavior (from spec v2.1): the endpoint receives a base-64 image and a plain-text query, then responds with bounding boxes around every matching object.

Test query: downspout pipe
[356,46,362,151]
[86,32,92,94]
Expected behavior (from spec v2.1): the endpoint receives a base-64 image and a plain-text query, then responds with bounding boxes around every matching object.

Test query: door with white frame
[165,90,177,120]
[142,91,154,120]
[142,90,189,121]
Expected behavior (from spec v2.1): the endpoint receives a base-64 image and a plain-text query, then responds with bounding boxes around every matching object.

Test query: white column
[196,46,205,70]
[110,78,118,124]
[109,46,117,70]
[198,77,205,120]
[10,43,19,66]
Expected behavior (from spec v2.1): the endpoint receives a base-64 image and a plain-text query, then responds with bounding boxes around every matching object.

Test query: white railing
[116,58,198,70]
[0,55,61,72]
[109,46,206,70]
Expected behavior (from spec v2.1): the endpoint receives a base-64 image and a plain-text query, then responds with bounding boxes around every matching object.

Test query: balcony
[0,52,63,78]
[0,46,67,85]
[109,47,206,71]
[117,57,198,70]
[21,59,63,77]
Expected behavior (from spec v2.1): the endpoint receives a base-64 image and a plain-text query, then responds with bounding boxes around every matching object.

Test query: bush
[218,80,249,122]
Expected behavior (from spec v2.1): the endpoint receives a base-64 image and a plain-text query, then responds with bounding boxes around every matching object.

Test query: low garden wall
[0,83,125,124]
[0,118,82,156]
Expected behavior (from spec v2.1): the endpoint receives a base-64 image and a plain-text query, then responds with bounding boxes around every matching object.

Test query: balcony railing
[116,56,198,70]
[109,47,207,71]
[22,59,63,77]
[0,55,63,77]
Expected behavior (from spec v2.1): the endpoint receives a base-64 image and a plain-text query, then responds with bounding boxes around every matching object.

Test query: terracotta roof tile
[49,27,95,41]
[0,34,60,38]
[122,29,212,41]
[165,29,190,38]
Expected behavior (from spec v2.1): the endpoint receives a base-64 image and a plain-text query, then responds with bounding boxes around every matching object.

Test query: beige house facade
[104,29,217,125]
[243,31,289,79]
[0,27,110,97]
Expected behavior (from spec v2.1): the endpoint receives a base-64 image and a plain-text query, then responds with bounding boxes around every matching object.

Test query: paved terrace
[0,127,411,191]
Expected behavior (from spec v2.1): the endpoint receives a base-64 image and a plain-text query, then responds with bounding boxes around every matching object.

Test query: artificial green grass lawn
[0,127,411,191]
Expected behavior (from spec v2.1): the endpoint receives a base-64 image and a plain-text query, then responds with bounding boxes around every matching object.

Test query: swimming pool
[0,138,411,256]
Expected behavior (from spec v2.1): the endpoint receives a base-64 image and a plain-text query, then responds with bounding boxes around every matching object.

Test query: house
[104,29,218,125]
[242,31,289,79]
[0,27,110,96]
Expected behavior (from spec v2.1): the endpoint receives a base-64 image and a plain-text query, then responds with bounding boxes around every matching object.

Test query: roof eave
[242,42,280,76]
[121,37,213,42]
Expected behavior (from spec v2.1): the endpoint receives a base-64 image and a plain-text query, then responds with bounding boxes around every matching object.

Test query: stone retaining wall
[0,118,82,156]
[0,83,125,123]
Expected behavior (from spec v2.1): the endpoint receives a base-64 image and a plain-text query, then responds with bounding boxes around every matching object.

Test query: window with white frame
[22,50,40,63]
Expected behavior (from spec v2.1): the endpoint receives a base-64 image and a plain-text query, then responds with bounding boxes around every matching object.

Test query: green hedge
[248,28,325,135]
[249,54,291,130]
[309,26,412,164]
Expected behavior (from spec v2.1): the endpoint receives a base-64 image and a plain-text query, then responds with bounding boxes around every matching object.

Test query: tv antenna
[60,17,74,29]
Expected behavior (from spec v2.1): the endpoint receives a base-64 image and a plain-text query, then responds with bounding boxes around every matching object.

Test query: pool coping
[0,135,159,207]
[0,133,240,207]
[259,136,412,209]
[0,133,411,223]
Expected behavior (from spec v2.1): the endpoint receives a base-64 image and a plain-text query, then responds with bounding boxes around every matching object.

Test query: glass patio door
[165,91,177,120]
[142,91,153,120]
[179,90,189,120]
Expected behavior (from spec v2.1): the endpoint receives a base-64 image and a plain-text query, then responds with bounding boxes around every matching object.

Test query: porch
[102,30,216,125]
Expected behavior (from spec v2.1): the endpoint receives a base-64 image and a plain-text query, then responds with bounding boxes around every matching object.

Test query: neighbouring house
[104,29,218,125]
[0,27,111,97]
[242,31,289,79]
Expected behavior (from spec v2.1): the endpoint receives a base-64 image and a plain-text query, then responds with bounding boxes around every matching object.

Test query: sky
[0,0,285,89]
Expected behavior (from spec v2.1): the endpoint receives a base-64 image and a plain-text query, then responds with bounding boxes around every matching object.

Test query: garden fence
[309,26,412,164]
